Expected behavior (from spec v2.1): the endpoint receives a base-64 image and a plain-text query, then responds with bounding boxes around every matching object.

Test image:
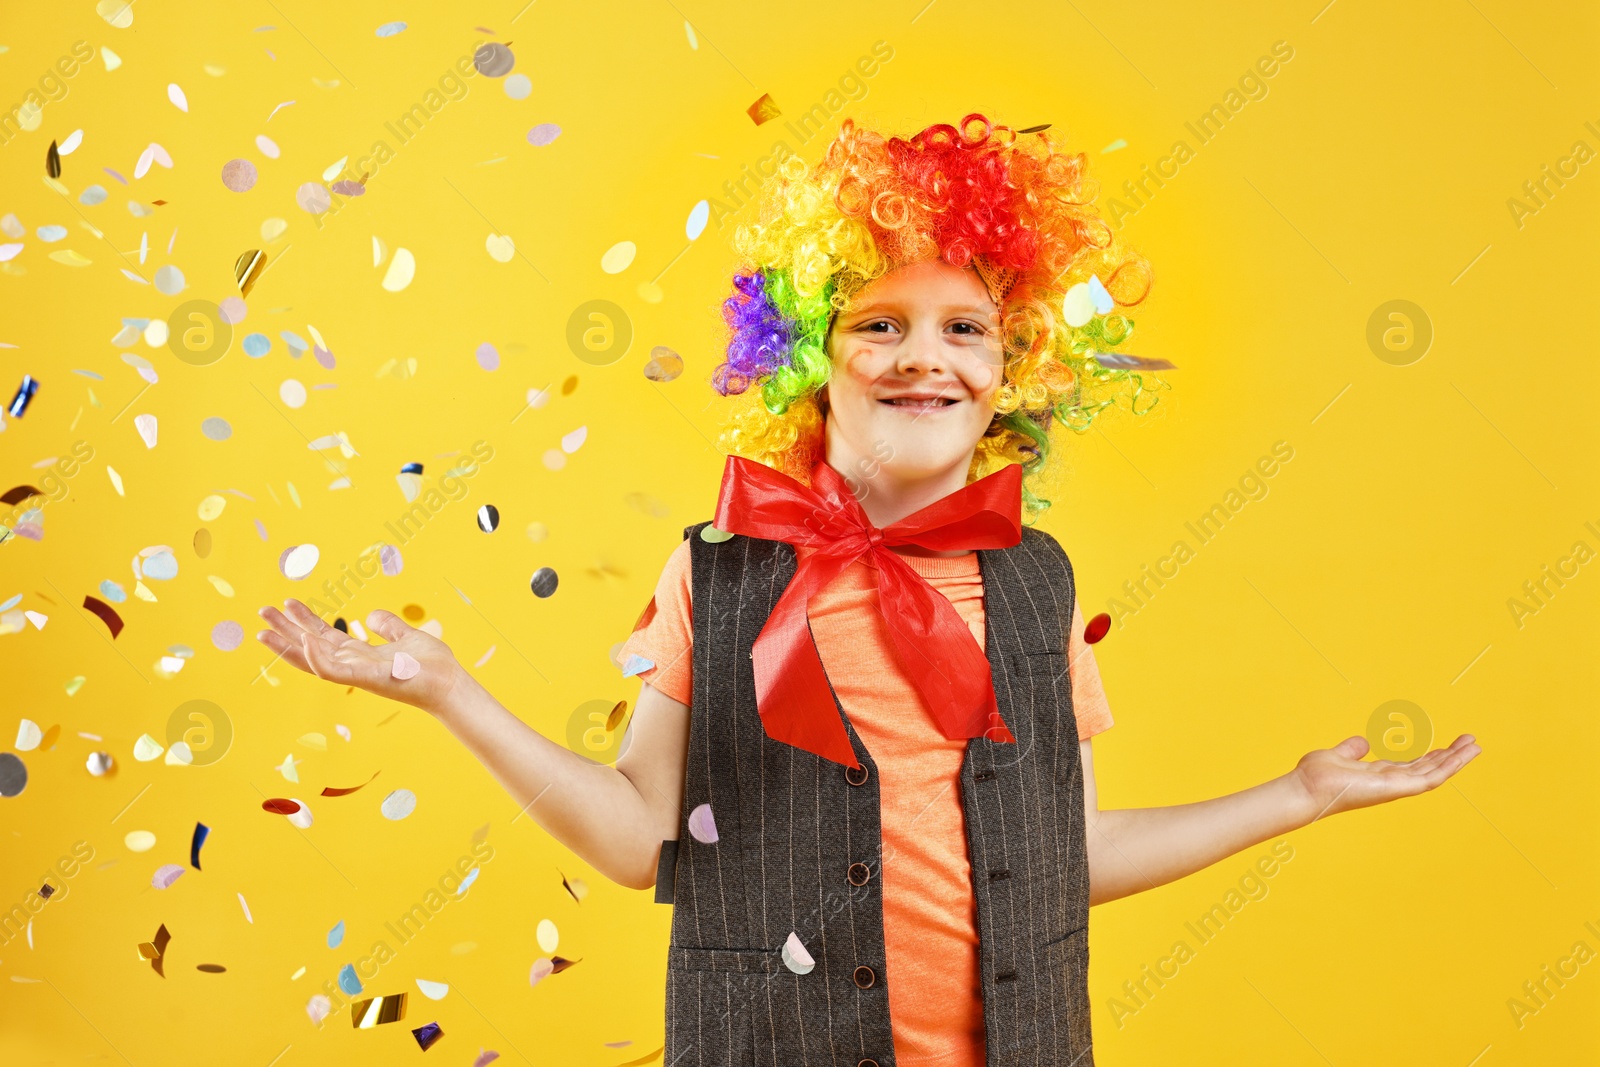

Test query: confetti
[412,1022,444,1051]
[307,994,332,1024]
[1017,123,1053,135]
[526,123,562,147]
[198,494,227,520]
[190,822,210,869]
[747,94,781,125]
[8,375,39,416]
[352,992,407,1025]
[1083,612,1112,644]
[152,864,185,889]
[1061,283,1095,328]
[536,918,559,953]
[288,800,313,828]
[338,964,364,997]
[256,135,280,159]
[600,241,636,274]
[474,341,500,370]
[504,74,531,100]
[528,958,553,987]
[137,923,172,978]
[381,248,415,291]
[322,771,380,797]
[416,979,448,1000]
[235,248,266,295]
[621,654,654,678]
[699,526,734,544]
[201,416,233,441]
[1088,351,1176,371]
[473,43,514,77]
[154,264,185,296]
[380,789,417,820]
[390,652,421,680]
[261,798,301,815]
[164,742,194,766]
[280,544,319,580]
[484,234,514,262]
[328,920,345,948]
[238,893,253,923]
[197,963,226,974]
[134,413,158,448]
[295,183,331,215]
[781,931,815,975]
[375,21,408,37]
[687,803,720,844]
[529,567,558,598]
[60,129,83,155]
[279,379,307,408]
[0,752,27,797]
[15,719,42,751]
[685,21,698,48]
[476,504,499,533]
[125,830,156,852]
[685,200,709,240]
[643,347,683,383]
[242,333,270,357]
[168,84,189,112]
[133,734,164,761]
[561,425,587,453]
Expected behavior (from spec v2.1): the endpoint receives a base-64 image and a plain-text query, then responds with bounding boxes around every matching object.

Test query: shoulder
[1016,526,1075,577]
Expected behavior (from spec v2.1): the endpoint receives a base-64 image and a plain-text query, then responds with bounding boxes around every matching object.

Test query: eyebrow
[841,300,994,317]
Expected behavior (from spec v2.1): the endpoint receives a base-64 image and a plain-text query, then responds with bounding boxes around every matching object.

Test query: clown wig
[711,113,1162,520]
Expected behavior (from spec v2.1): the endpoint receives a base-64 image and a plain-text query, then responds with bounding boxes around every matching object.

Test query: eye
[861,319,897,334]
[948,320,988,336]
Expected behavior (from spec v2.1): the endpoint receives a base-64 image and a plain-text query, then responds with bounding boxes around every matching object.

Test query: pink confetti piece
[391,652,420,680]
[151,863,185,889]
[687,803,718,844]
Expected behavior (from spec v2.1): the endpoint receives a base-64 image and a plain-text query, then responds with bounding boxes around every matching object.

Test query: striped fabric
[662,522,1093,1067]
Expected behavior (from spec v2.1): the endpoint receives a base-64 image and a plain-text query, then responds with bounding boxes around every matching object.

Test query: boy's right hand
[256,599,466,714]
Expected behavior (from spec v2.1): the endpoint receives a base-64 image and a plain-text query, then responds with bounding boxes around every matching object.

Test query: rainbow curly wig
[711,113,1163,520]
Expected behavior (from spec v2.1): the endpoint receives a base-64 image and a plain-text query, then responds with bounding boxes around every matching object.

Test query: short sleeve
[1066,600,1114,741]
[615,537,694,706]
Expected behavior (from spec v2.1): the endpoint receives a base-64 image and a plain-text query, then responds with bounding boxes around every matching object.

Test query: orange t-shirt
[619,538,1114,1067]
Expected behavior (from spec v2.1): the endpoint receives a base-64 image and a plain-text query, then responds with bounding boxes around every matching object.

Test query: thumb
[366,609,413,644]
[1330,735,1370,760]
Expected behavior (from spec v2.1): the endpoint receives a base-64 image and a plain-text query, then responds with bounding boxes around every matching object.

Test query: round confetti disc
[211,620,244,652]
[527,123,562,147]
[473,42,515,77]
[1083,612,1112,645]
[529,567,559,598]
[86,751,114,776]
[262,798,301,815]
[477,504,500,533]
[644,347,684,383]
[295,182,332,215]
[505,73,532,99]
[0,752,27,797]
[381,788,418,820]
[221,158,257,193]
[201,417,233,441]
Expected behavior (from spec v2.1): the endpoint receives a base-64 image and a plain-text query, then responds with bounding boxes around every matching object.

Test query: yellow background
[1,1,1596,1064]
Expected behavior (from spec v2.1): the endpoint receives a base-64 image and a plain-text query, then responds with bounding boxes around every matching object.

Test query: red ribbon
[712,455,1024,768]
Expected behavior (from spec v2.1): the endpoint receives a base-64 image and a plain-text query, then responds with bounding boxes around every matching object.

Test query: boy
[258,113,1478,1066]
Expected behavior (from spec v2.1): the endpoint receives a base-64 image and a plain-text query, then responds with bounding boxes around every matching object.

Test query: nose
[894,323,947,377]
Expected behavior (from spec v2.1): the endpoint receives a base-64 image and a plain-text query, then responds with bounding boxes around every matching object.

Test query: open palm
[1294,733,1481,820]
[256,598,464,713]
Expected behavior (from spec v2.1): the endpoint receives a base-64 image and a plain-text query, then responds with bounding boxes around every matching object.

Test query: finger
[284,599,346,644]
[1420,742,1481,788]
[1331,735,1369,760]
[255,628,313,674]
[366,609,412,644]
[258,604,311,644]
[300,631,355,683]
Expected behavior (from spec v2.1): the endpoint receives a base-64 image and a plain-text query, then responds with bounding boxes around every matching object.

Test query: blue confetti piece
[36,225,67,242]
[400,461,423,474]
[621,654,654,679]
[0,593,20,612]
[79,185,108,206]
[375,21,408,37]
[7,375,39,417]
[98,580,126,603]
[1088,275,1114,314]
[456,868,479,895]
[190,822,210,869]
[411,1021,443,1051]
[328,919,345,948]
[242,333,271,358]
[337,962,363,996]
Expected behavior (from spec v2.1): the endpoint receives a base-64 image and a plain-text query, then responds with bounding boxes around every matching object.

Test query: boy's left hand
[1292,733,1481,820]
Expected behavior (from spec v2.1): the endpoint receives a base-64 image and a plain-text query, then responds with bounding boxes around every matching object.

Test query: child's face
[824,258,1004,484]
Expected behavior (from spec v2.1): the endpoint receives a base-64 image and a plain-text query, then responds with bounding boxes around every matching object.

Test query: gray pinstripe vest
[656,522,1093,1067]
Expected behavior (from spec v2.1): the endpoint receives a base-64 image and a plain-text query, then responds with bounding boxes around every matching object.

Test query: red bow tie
[711,455,1024,767]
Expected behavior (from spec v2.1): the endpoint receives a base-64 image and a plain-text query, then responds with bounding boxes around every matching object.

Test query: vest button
[853,965,876,988]
[847,862,871,886]
[844,763,869,787]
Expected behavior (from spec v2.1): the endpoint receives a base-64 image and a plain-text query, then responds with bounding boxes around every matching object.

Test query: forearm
[430,668,665,890]
[1086,770,1317,905]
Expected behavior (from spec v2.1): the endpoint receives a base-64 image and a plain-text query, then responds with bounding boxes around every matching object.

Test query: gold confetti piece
[206,575,234,597]
[485,233,514,262]
[613,1047,665,1067]
[321,771,380,797]
[1017,123,1053,135]
[137,923,171,977]
[46,140,61,179]
[49,250,92,267]
[746,93,781,125]
[198,494,226,520]
[605,699,629,731]
[234,249,266,297]
[381,248,415,291]
[352,992,408,1027]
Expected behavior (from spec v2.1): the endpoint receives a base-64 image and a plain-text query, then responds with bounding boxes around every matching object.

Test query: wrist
[426,659,477,721]
[1281,764,1325,829]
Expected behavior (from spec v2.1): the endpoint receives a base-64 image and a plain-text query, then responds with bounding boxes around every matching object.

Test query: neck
[822,422,975,552]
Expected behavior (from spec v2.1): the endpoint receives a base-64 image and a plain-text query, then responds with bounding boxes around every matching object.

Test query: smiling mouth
[879,397,958,410]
